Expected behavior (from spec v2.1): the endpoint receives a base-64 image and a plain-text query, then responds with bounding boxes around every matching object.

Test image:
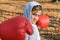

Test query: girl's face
[31,10,42,24]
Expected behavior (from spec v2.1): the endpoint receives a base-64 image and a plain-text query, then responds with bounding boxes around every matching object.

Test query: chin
[33,21,36,24]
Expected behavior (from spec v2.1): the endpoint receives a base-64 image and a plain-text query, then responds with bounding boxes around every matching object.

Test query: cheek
[36,17,39,21]
[31,15,35,19]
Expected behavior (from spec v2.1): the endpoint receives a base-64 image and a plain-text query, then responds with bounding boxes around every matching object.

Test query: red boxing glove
[0,16,33,40]
[36,15,50,28]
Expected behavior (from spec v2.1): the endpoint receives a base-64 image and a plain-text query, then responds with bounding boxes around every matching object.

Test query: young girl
[24,1,43,40]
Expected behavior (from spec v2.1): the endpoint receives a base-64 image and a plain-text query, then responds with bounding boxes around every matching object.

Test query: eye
[32,13,36,16]
[32,13,40,17]
[37,15,40,17]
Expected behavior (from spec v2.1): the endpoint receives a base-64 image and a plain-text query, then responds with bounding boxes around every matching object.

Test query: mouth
[33,19,37,22]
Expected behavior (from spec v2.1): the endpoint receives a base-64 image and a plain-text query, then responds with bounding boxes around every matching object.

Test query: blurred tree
[58,0,60,1]
[52,0,56,2]
[52,0,60,2]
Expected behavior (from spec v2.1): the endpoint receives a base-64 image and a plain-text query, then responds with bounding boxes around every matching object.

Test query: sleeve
[36,30,41,40]
[33,25,41,40]
[32,25,41,40]
[25,19,33,35]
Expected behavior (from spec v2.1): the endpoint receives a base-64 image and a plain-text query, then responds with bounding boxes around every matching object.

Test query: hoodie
[24,1,42,40]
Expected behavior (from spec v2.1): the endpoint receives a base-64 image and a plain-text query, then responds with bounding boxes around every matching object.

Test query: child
[24,1,43,40]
